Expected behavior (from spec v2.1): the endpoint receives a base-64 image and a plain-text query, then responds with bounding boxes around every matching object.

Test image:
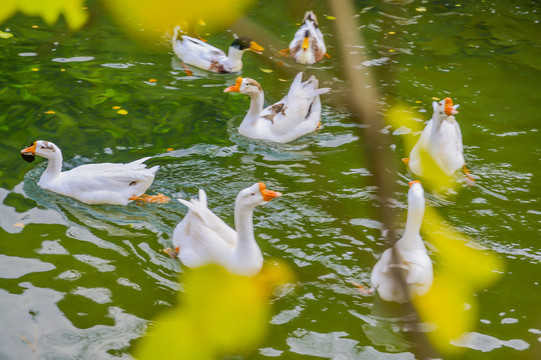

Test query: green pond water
[1,0,540,359]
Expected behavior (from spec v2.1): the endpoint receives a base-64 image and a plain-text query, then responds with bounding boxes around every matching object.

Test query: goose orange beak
[444,97,458,116]
[224,77,243,93]
[249,41,264,54]
[408,180,421,187]
[259,182,282,201]
[302,36,310,50]
[21,141,37,163]
[21,142,37,155]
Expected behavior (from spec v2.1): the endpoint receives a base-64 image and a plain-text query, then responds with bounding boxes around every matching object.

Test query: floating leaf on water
[416,7,427,12]
[44,111,55,114]
[117,109,128,115]
[112,106,121,110]
[0,30,13,39]
[259,68,273,73]
[326,15,336,20]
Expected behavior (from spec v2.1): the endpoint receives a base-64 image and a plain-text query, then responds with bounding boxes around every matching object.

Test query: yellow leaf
[415,7,427,12]
[117,109,128,115]
[259,68,273,73]
[413,207,503,354]
[105,0,255,43]
[326,15,336,20]
[135,262,293,359]
[2,0,88,31]
[0,30,13,39]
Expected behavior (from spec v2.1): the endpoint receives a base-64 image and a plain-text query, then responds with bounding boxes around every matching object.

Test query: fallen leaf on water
[117,109,128,115]
[44,110,56,114]
[259,68,273,74]
[112,106,121,109]
[0,30,13,39]
[326,15,336,20]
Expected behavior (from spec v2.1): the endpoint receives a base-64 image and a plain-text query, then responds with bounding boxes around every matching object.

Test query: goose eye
[251,192,255,196]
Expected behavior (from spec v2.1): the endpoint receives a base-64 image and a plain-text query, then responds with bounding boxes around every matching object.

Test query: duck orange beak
[224,77,243,93]
[21,142,36,155]
[249,41,264,54]
[444,97,458,116]
[408,180,421,187]
[302,36,310,50]
[259,182,282,201]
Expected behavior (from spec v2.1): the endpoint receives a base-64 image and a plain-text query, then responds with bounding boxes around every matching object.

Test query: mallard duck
[405,97,473,182]
[370,181,433,303]
[20,140,166,205]
[224,72,329,143]
[166,182,282,276]
[280,10,327,65]
[172,26,263,73]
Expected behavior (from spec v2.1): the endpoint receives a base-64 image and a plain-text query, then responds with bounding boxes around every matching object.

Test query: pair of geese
[19,10,471,303]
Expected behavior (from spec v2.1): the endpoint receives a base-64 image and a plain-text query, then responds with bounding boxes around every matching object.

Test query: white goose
[280,11,327,65]
[172,26,263,73]
[167,182,282,276]
[20,140,165,205]
[224,72,329,143]
[406,97,473,181]
[370,180,433,303]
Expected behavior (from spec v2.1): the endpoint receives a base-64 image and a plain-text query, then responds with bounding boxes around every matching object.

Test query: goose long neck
[42,149,63,181]
[233,200,260,257]
[400,198,425,248]
[244,90,265,123]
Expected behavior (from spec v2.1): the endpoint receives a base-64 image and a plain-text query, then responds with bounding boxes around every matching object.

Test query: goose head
[20,140,59,163]
[236,182,282,209]
[230,37,264,54]
[432,97,459,121]
[224,77,262,96]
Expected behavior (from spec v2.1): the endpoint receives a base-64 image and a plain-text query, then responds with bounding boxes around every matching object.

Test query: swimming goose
[20,140,166,205]
[405,97,473,182]
[172,26,263,73]
[279,11,327,64]
[370,180,433,303]
[224,72,329,143]
[167,182,282,276]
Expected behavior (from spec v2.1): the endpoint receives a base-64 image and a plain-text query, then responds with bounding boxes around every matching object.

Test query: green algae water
[0,1,540,359]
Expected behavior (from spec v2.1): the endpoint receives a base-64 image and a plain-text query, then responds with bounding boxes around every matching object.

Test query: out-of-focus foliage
[0,0,254,41]
[135,262,293,360]
[0,0,88,30]
[385,104,457,192]
[105,0,255,43]
[414,207,503,353]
